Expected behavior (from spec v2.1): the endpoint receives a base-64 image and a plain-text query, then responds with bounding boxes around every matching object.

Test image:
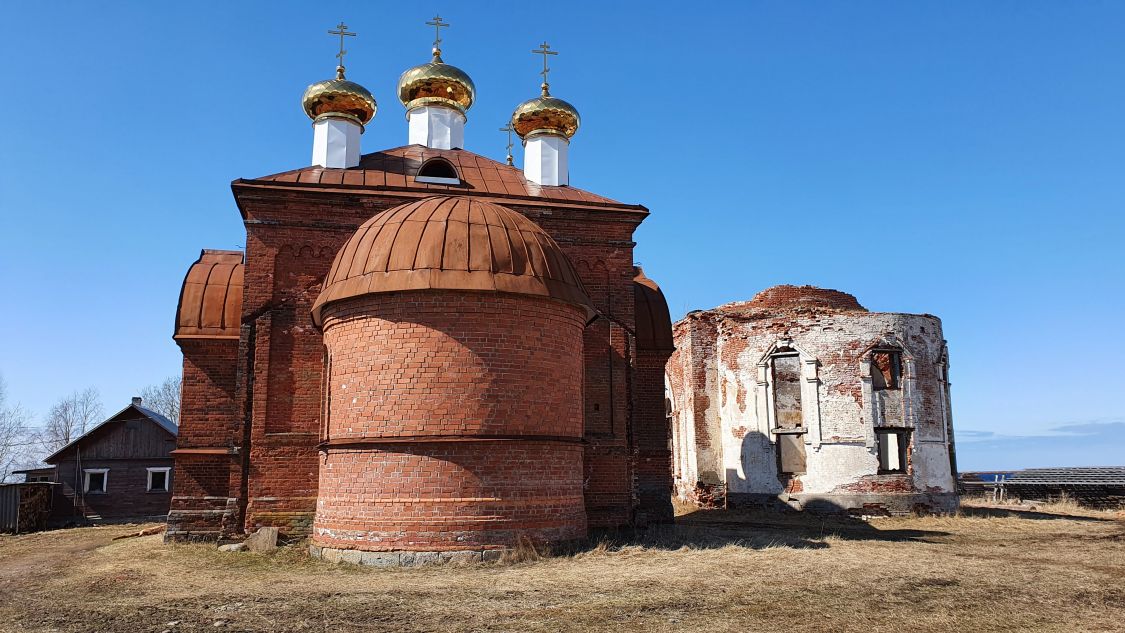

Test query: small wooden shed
[0,482,54,533]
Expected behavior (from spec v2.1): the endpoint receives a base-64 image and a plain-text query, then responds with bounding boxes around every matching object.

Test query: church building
[168,20,675,559]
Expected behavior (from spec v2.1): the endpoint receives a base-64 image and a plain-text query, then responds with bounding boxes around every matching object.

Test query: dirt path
[0,524,155,590]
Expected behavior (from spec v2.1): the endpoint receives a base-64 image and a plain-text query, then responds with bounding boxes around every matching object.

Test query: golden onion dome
[511,87,580,139]
[397,51,476,114]
[301,70,377,127]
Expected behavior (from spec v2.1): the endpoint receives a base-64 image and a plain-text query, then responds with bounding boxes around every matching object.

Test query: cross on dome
[532,41,558,95]
[426,15,449,60]
[499,123,516,165]
[328,21,356,79]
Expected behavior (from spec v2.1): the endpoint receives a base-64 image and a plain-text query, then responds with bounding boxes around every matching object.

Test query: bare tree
[0,374,34,482]
[139,375,182,425]
[38,387,104,453]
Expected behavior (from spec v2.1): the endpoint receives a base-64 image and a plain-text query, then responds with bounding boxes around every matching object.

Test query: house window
[871,350,902,390]
[83,469,109,494]
[877,429,910,473]
[146,467,171,492]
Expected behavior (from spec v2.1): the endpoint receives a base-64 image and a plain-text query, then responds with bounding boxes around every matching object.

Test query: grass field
[1,499,1122,632]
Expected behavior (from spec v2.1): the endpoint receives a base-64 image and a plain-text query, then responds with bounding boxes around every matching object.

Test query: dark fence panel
[0,485,17,532]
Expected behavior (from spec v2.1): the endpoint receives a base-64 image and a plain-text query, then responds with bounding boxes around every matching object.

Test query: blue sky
[0,2,1122,471]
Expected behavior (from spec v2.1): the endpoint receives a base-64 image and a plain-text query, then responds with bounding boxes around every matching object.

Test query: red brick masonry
[314,291,588,551]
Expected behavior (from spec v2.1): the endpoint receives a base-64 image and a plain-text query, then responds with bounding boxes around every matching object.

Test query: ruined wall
[667,315,725,506]
[669,287,958,514]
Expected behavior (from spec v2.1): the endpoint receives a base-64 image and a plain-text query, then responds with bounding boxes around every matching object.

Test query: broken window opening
[771,353,804,430]
[770,351,807,475]
[871,350,902,391]
[876,429,910,474]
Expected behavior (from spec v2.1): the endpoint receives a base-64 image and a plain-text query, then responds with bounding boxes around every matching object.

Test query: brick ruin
[666,286,960,514]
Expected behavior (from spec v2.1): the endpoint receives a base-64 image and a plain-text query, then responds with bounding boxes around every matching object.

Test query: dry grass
[1,499,1122,632]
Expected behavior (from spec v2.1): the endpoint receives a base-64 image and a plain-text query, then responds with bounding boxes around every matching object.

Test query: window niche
[867,347,906,430]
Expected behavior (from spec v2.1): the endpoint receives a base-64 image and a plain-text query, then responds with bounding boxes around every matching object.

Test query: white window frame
[83,468,109,494]
[146,467,171,492]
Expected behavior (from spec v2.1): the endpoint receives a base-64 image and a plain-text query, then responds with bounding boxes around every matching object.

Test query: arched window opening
[416,158,460,184]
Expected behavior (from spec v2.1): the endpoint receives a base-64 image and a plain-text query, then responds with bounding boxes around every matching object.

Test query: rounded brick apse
[743,285,866,312]
[310,196,595,563]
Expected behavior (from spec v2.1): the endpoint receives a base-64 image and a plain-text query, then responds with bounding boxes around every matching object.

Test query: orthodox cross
[532,42,558,94]
[328,22,356,78]
[499,123,515,165]
[427,15,449,56]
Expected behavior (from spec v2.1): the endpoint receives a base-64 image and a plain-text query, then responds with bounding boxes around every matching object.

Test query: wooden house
[31,397,177,524]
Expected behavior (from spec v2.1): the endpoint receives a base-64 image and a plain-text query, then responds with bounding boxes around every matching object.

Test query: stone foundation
[310,544,505,567]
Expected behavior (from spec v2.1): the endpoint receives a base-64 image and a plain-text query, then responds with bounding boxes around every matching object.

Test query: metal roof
[1006,467,1125,486]
[248,145,640,210]
[43,402,178,464]
[633,267,674,352]
[174,250,245,340]
[312,196,595,326]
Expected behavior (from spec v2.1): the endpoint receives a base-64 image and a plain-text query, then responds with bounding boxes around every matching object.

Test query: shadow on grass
[958,505,1115,523]
[576,506,952,554]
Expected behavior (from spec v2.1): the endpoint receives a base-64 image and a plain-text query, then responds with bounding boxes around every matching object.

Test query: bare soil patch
[0,501,1121,632]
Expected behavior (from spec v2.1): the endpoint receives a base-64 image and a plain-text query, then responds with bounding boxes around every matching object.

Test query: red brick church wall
[171,183,667,540]
[167,338,242,539]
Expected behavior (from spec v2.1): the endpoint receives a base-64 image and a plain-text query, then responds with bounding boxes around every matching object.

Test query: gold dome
[397,52,476,114]
[511,88,580,139]
[302,73,377,127]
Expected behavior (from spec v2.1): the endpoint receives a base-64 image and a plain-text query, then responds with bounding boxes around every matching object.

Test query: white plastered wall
[523,135,569,186]
[407,105,466,150]
[312,117,362,168]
